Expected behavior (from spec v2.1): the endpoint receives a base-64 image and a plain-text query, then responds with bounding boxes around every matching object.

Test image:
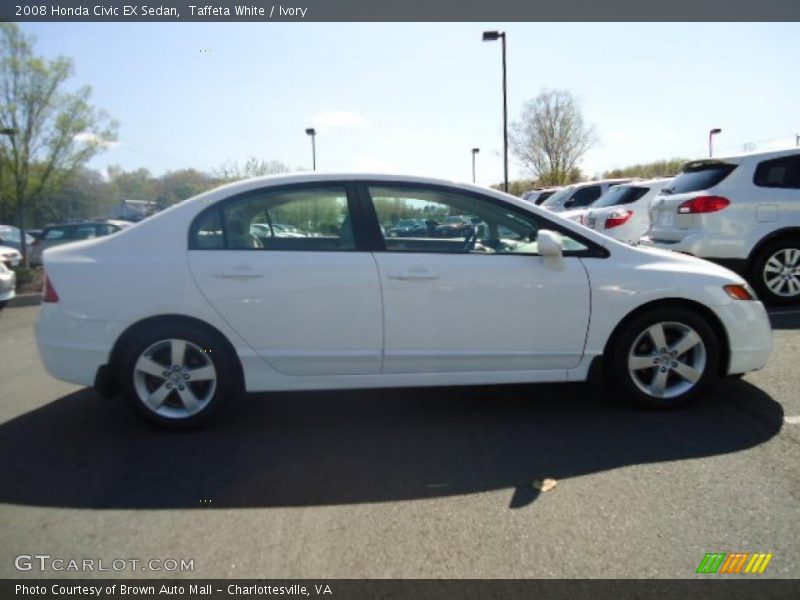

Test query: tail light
[43,273,59,303]
[677,196,730,214]
[605,210,633,229]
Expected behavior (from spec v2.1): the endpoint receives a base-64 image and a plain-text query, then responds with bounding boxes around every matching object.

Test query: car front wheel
[610,308,720,408]
[118,323,240,428]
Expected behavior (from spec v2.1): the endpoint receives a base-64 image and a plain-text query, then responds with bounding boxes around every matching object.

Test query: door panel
[187,184,382,376]
[374,252,590,373]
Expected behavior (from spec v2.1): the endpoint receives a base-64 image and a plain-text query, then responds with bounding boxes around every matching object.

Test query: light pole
[305,127,316,171]
[471,148,480,183]
[795,133,799,147]
[708,128,722,158]
[482,30,508,192]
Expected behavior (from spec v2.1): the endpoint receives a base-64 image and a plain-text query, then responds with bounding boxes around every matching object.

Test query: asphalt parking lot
[1,305,798,579]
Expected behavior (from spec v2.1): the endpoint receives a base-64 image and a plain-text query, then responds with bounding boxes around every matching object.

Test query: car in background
[434,215,475,238]
[0,260,15,310]
[641,149,800,305]
[540,179,633,213]
[27,229,43,241]
[30,220,132,266]
[386,219,428,238]
[0,245,22,268]
[521,187,560,205]
[35,172,772,428]
[0,225,35,253]
[581,178,673,244]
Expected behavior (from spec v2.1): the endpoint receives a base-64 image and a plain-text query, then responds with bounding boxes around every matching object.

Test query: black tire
[117,322,242,429]
[609,307,720,409]
[750,239,800,306]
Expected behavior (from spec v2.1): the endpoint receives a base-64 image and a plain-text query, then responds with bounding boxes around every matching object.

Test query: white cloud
[311,110,370,130]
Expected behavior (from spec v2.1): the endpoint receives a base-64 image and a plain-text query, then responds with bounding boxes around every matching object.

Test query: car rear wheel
[118,323,240,428]
[610,308,720,408]
[752,240,800,305]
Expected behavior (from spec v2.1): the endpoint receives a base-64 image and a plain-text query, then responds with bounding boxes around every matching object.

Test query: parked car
[540,179,633,213]
[30,220,132,266]
[521,187,560,205]
[0,260,15,310]
[0,225,35,253]
[434,215,475,238]
[35,173,772,428]
[387,219,428,238]
[0,245,22,269]
[27,229,43,241]
[581,178,674,244]
[641,149,800,305]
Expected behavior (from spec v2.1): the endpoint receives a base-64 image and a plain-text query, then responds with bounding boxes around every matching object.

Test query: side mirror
[537,229,564,270]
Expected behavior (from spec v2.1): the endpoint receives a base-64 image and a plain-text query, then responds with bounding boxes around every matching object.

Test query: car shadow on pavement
[0,379,783,510]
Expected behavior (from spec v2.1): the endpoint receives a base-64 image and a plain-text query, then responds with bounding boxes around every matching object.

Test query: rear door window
[665,161,737,194]
[753,155,800,189]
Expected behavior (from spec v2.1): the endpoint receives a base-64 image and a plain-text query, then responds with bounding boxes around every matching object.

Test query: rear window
[753,154,800,189]
[665,161,736,194]
[592,186,649,208]
[541,186,574,208]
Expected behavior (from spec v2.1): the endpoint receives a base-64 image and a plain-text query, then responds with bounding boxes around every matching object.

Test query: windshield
[541,186,574,208]
[664,161,737,194]
[591,186,649,208]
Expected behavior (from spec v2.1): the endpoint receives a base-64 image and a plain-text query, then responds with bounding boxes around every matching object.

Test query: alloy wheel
[627,321,707,399]
[762,247,800,298]
[133,338,217,420]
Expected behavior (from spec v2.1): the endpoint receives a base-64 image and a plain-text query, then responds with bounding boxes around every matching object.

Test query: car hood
[625,243,746,282]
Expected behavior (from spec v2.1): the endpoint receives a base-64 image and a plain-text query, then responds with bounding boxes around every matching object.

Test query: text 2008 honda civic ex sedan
[35,173,773,428]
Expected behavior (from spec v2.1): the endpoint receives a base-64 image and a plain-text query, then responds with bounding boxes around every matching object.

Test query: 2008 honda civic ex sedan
[34,173,773,428]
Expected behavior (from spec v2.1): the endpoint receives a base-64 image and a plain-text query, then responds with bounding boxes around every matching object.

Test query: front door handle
[388,269,439,280]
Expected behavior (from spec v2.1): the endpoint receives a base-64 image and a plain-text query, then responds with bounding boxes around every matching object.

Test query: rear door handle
[388,269,439,280]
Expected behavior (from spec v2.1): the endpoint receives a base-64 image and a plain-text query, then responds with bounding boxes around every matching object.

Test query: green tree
[215,157,291,182]
[155,168,216,207]
[603,158,688,179]
[0,23,118,264]
[509,89,597,186]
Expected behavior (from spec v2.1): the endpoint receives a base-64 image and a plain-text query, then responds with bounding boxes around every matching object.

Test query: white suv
[641,148,800,305]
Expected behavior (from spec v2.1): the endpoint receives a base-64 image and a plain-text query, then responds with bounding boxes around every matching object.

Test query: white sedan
[35,173,773,428]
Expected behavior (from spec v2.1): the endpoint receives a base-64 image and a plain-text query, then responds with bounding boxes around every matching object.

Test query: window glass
[566,185,602,208]
[190,186,354,251]
[96,224,117,236]
[754,155,800,189]
[664,162,736,194]
[592,186,649,208]
[72,225,97,240]
[368,185,588,255]
[43,228,68,240]
[540,185,574,208]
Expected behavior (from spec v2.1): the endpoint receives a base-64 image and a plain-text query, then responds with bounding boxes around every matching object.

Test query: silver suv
[641,148,800,305]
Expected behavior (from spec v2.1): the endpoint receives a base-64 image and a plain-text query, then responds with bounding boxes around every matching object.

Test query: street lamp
[471,148,480,183]
[483,30,508,192]
[708,128,722,158]
[305,127,316,171]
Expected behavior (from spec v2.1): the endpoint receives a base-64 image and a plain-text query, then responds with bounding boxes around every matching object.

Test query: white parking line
[784,416,800,425]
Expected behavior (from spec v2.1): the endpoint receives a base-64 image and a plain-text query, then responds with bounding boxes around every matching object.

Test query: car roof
[689,147,800,166]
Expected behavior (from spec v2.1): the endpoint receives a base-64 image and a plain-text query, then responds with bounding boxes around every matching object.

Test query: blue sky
[23,22,800,185]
